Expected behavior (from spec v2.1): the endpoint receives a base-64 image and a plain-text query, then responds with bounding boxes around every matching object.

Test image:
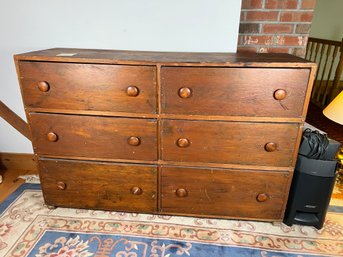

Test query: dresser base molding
[14,48,316,222]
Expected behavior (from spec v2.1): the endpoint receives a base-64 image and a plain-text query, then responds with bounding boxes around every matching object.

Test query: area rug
[0,183,342,257]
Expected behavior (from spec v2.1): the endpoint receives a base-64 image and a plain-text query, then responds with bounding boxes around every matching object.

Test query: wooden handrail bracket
[0,100,31,141]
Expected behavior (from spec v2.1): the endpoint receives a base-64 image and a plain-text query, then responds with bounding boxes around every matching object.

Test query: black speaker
[283,155,337,229]
[284,129,340,229]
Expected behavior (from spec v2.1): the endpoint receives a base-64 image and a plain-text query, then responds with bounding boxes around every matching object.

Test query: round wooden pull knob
[57,181,66,190]
[47,132,58,142]
[38,81,50,92]
[178,87,192,99]
[176,138,190,148]
[264,142,277,152]
[131,186,143,195]
[256,193,269,202]
[273,89,287,100]
[126,86,139,97]
[176,188,188,197]
[127,136,141,146]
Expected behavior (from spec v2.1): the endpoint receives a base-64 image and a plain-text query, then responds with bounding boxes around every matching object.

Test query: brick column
[238,0,316,57]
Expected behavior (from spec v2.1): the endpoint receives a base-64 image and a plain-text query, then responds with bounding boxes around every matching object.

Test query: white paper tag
[56,53,77,57]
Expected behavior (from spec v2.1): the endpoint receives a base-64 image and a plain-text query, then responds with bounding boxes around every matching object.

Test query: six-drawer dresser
[14,48,316,221]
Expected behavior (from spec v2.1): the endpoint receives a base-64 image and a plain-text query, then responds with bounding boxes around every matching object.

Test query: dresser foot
[46,205,57,210]
[272,221,282,226]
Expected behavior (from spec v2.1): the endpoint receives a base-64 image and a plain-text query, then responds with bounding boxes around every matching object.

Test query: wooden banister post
[0,100,31,141]
[328,38,343,104]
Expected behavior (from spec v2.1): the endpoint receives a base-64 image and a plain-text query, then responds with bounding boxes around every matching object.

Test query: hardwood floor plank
[0,169,38,203]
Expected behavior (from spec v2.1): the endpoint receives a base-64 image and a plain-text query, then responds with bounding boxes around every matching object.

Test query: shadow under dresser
[14,48,316,221]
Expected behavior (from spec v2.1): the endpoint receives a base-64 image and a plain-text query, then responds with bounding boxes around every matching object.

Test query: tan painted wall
[310,0,343,41]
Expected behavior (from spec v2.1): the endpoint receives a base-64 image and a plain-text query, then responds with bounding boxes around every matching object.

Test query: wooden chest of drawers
[15,48,316,221]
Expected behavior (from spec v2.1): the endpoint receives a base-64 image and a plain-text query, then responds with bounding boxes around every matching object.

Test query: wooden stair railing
[305,37,343,108]
[0,100,31,141]
[0,100,32,183]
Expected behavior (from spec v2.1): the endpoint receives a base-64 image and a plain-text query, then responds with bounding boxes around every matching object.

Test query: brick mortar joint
[238,42,308,45]
[238,45,304,48]
[262,24,295,27]
[262,0,265,9]
[241,9,315,12]
[240,21,313,24]
[297,0,302,10]
[239,33,310,36]
[293,24,297,34]
[238,44,306,48]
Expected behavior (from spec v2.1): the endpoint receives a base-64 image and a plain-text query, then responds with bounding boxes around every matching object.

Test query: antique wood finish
[162,120,299,167]
[161,166,290,220]
[161,67,309,117]
[22,109,306,123]
[19,61,157,113]
[0,152,37,194]
[13,48,316,221]
[0,100,31,140]
[0,166,38,203]
[29,113,157,161]
[15,48,313,67]
[39,158,157,212]
[0,152,37,172]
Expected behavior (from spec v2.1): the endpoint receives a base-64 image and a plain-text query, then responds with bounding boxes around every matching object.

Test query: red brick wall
[238,0,316,57]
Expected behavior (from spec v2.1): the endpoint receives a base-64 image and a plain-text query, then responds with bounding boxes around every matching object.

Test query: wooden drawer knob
[38,81,50,92]
[126,86,139,97]
[176,138,190,148]
[127,136,141,146]
[256,193,269,202]
[131,186,143,195]
[176,188,188,197]
[264,142,277,152]
[57,181,66,190]
[274,89,287,100]
[47,132,58,142]
[178,87,192,99]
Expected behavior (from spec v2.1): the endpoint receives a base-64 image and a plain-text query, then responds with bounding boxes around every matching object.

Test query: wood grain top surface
[15,48,315,67]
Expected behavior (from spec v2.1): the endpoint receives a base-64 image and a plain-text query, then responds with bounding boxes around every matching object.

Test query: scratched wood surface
[15,48,312,66]
[161,67,310,117]
[161,166,290,220]
[39,158,157,212]
[29,113,158,161]
[19,61,157,114]
[14,48,316,221]
[161,120,299,167]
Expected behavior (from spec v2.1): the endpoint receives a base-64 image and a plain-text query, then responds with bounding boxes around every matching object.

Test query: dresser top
[15,48,315,67]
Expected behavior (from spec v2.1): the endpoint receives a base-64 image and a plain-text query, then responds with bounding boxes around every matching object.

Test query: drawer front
[161,167,290,220]
[39,159,157,212]
[161,120,299,167]
[30,113,157,161]
[19,61,156,113]
[161,67,309,117]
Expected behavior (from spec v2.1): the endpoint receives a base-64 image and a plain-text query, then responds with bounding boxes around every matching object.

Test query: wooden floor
[0,169,38,203]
